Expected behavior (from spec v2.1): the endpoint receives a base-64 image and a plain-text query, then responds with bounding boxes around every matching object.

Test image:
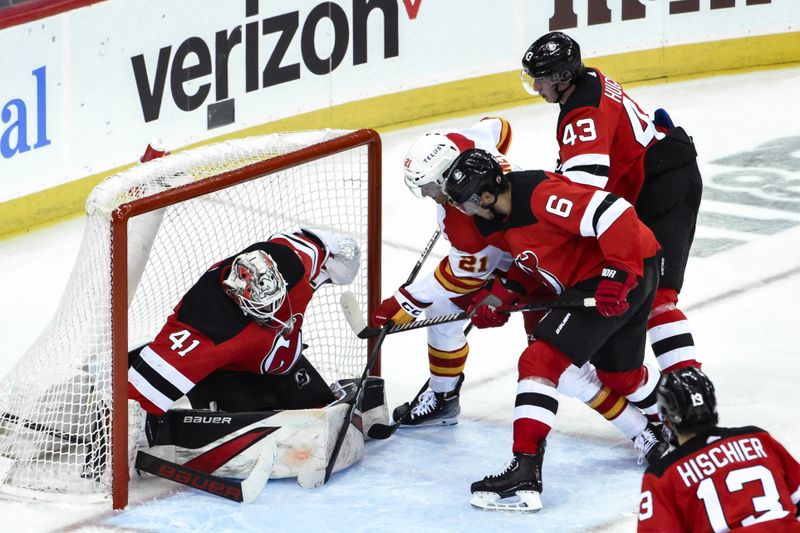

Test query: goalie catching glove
[467,279,520,329]
[371,287,430,326]
[594,264,638,317]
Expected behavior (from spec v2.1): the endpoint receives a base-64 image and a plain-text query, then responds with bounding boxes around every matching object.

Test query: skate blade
[470,490,542,513]
[399,417,459,429]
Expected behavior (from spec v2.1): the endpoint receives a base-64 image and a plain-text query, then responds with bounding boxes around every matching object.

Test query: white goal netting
[0,130,377,503]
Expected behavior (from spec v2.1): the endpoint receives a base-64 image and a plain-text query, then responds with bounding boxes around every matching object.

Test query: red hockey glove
[594,264,638,317]
[371,288,427,327]
[467,280,519,329]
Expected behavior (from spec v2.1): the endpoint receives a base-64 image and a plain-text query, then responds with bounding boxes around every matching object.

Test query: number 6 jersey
[638,426,800,533]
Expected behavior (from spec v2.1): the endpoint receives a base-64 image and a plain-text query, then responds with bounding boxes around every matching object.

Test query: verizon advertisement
[0,0,795,203]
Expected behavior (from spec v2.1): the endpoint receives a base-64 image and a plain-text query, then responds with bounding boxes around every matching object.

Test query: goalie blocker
[129,376,389,500]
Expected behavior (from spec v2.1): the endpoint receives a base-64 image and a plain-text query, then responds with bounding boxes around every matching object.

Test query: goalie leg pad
[142,405,364,482]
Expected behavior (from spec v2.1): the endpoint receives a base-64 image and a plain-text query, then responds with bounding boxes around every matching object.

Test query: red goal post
[0,129,382,509]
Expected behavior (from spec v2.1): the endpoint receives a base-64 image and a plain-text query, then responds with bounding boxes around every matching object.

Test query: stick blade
[340,291,377,338]
[367,421,400,440]
[239,440,275,503]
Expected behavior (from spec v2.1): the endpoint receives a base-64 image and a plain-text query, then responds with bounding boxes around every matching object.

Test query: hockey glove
[371,288,428,327]
[653,108,674,134]
[595,264,638,317]
[467,279,519,329]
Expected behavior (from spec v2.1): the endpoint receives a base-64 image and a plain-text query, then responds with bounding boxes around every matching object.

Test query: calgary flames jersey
[403,118,515,305]
[639,426,800,533]
[128,230,326,415]
[476,171,659,294]
[556,68,664,202]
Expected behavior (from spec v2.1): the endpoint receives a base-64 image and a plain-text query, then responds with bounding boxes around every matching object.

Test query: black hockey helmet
[443,148,505,210]
[657,367,719,429]
[521,31,583,83]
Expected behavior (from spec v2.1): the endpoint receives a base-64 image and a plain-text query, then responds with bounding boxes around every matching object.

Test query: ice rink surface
[1,66,799,532]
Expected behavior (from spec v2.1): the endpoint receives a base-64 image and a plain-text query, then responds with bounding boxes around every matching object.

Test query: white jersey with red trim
[403,118,516,305]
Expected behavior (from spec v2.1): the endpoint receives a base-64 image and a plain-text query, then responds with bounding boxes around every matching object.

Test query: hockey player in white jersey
[371,118,668,474]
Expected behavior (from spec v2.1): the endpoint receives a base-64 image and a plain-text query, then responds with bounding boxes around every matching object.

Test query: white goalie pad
[143,403,365,482]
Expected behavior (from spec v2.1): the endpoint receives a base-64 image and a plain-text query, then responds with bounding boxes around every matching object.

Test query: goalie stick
[296,313,391,489]
[298,230,442,487]
[342,292,597,339]
[135,444,274,503]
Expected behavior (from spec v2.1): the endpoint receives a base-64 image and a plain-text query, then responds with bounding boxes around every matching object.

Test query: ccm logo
[183,416,232,424]
[401,302,422,317]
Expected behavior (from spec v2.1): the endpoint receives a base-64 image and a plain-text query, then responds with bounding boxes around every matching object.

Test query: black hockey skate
[633,422,670,465]
[470,440,546,513]
[393,374,464,427]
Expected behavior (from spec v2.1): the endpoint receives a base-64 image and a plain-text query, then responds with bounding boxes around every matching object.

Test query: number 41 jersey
[638,426,800,533]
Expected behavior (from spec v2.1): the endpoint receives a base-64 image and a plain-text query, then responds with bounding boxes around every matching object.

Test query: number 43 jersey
[638,426,800,533]
[556,67,664,203]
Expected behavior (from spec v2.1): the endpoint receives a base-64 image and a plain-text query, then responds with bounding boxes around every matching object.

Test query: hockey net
[0,129,381,508]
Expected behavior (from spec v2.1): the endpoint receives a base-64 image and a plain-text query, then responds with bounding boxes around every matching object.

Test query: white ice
[1,66,799,532]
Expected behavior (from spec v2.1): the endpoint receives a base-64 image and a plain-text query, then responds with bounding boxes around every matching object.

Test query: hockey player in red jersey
[128,227,361,416]
[520,32,704,375]
[443,148,662,512]
[372,119,667,466]
[639,367,800,532]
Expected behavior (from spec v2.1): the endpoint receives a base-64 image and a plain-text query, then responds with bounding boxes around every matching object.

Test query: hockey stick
[342,292,596,339]
[0,411,87,445]
[135,445,274,503]
[366,379,429,439]
[297,313,392,489]
[297,230,441,484]
[401,228,442,287]
[367,321,474,440]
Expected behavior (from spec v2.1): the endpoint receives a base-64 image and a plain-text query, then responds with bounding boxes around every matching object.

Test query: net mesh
[0,130,374,502]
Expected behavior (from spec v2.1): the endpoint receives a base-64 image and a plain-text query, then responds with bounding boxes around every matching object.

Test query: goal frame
[109,129,382,508]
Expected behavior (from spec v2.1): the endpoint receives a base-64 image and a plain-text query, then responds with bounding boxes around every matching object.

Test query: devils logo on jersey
[260,313,304,374]
[515,250,540,276]
[514,249,565,294]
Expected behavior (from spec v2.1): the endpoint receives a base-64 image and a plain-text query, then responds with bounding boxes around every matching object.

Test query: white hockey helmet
[223,250,287,323]
[403,133,460,198]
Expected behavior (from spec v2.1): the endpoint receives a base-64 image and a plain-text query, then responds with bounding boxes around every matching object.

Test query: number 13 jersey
[638,426,800,533]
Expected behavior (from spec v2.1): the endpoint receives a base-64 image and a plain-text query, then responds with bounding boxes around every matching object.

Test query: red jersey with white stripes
[556,68,663,202]
[403,118,515,305]
[128,230,328,415]
[476,171,659,295]
[639,426,800,533]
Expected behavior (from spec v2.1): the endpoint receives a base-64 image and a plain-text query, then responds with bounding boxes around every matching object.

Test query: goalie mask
[223,250,287,324]
[403,133,460,199]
